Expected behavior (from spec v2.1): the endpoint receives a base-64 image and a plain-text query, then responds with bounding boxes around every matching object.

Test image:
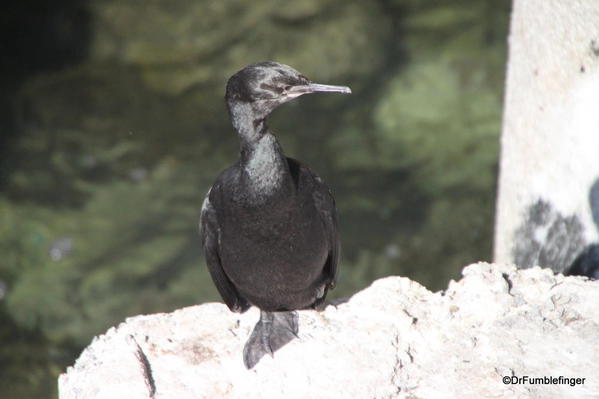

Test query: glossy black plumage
[202,157,338,311]
[199,62,350,368]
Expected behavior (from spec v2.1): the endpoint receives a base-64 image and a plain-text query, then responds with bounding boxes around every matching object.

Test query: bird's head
[225,62,351,127]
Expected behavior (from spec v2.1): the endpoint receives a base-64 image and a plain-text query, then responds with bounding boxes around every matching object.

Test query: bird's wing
[313,180,340,289]
[290,159,339,290]
[199,187,250,313]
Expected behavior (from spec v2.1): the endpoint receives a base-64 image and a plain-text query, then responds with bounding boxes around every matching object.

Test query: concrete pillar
[495,0,599,274]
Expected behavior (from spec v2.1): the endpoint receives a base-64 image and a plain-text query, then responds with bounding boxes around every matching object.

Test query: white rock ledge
[58,263,599,399]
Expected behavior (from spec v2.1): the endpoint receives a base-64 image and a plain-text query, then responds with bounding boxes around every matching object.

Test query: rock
[495,0,599,273]
[58,263,599,399]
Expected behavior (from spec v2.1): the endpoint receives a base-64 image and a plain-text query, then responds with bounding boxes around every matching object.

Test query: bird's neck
[229,101,294,201]
[239,132,292,201]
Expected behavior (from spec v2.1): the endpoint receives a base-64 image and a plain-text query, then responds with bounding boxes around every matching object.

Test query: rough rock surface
[59,263,599,399]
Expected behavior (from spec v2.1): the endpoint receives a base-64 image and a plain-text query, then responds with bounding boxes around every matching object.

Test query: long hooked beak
[287,83,352,97]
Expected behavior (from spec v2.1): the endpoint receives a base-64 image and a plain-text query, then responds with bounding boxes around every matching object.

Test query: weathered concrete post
[495,0,599,274]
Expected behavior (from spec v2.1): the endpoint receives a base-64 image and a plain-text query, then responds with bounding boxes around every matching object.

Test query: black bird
[567,245,599,280]
[566,178,599,280]
[199,62,350,368]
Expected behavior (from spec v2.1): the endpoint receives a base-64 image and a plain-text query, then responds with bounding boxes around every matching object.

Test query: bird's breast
[218,193,328,299]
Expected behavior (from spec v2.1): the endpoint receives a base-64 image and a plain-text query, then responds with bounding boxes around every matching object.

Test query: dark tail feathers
[243,310,299,369]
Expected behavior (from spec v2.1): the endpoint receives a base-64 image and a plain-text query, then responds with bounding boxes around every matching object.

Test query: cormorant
[566,245,599,280]
[566,179,599,280]
[199,62,351,368]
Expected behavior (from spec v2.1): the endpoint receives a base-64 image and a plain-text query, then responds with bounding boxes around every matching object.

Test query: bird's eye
[283,85,292,92]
